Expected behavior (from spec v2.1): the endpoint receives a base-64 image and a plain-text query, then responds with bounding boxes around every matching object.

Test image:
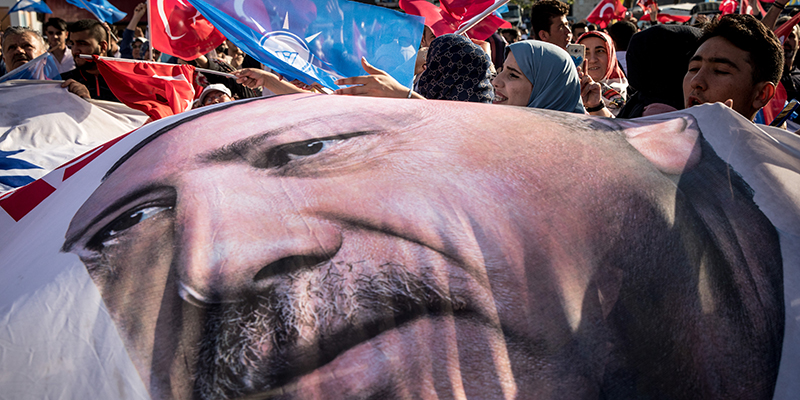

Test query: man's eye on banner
[185,0,424,89]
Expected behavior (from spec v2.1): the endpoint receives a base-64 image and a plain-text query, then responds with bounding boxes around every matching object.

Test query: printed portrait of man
[62,94,784,399]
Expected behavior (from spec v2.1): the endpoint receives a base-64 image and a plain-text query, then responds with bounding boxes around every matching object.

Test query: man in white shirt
[44,18,75,74]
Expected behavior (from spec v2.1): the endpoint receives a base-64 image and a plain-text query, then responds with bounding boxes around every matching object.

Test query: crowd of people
[0,0,797,124]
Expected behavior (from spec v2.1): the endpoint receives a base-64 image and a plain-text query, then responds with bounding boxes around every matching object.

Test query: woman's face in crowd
[132,41,142,59]
[580,36,608,82]
[492,52,533,107]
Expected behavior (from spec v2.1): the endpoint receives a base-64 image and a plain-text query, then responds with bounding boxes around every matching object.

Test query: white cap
[197,83,232,104]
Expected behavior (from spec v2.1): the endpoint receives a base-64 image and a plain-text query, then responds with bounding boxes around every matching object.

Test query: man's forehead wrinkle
[103,99,245,180]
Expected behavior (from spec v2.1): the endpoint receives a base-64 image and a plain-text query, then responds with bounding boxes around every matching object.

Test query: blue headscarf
[507,40,584,114]
[417,34,494,103]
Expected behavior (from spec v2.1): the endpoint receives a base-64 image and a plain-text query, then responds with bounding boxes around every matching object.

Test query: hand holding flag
[400,0,511,40]
[186,0,424,89]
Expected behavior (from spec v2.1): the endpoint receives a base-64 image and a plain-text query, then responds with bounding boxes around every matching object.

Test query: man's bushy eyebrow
[689,55,740,70]
[199,126,292,163]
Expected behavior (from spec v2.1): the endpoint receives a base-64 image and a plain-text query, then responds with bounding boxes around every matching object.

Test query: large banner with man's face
[0,92,799,399]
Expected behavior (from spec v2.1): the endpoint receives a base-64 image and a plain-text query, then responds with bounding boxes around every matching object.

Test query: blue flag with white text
[185,0,424,89]
[8,0,53,14]
[65,0,126,23]
[0,53,60,83]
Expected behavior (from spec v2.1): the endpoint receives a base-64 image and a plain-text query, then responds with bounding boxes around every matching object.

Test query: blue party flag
[185,0,424,89]
[8,0,53,14]
[65,0,126,23]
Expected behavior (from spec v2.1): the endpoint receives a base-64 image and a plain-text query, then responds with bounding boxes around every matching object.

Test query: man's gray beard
[192,261,470,400]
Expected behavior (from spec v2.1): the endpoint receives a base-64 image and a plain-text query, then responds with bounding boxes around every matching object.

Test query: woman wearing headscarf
[577,31,629,116]
[416,34,494,103]
[616,25,702,118]
[491,40,585,113]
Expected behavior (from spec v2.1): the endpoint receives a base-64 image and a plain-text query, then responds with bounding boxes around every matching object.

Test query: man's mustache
[190,261,471,400]
[12,54,32,64]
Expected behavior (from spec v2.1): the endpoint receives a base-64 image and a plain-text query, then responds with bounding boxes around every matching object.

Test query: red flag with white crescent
[400,0,511,40]
[640,12,692,23]
[94,56,201,120]
[775,11,800,44]
[719,0,738,15]
[586,0,626,29]
[149,0,226,61]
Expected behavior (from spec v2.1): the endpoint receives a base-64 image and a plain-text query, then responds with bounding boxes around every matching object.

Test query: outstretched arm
[762,0,788,30]
[119,3,146,59]
[233,68,310,95]
[334,58,425,99]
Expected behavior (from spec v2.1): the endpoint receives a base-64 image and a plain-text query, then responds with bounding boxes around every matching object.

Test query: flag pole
[1,0,22,23]
[75,0,105,22]
[79,54,237,78]
[146,0,153,61]
[454,0,509,37]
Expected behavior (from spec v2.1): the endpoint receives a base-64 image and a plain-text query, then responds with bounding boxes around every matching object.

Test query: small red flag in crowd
[637,0,657,11]
[586,0,626,29]
[719,0,739,15]
[399,0,511,40]
[739,0,754,15]
[150,0,226,61]
[640,11,692,24]
[775,11,800,44]
[93,56,201,120]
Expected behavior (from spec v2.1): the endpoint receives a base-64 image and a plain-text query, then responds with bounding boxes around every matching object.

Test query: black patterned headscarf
[417,34,494,103]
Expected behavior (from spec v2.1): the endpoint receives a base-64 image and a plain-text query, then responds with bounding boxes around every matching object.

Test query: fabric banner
[149,0,226,61]
[93,57,200,120]
[0,95,798,399]
[186,0,424,89]
[0,80,146,193]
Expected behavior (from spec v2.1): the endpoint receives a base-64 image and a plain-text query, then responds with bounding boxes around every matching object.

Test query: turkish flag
[150,0,226,61]
[719,0,738,15]
[94,56,201,120]
[399,0,511,41]
[640,12,692,23]
[586,0,626,29]
[739,0,753,14]
[775,12,800,44]
[637,0,657,12]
